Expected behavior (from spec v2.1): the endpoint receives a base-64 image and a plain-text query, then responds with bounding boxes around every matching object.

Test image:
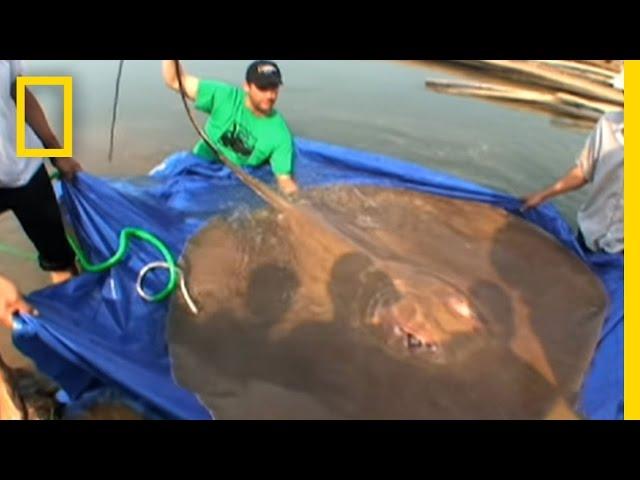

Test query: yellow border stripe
[625,60,637,420]
[15,76,73,158]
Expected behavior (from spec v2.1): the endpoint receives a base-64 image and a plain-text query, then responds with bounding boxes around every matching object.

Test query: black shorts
[0,165,76,272]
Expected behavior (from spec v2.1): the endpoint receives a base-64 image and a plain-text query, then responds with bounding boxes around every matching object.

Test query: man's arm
[521,165,589,211]
[162,60,200,101]
[277,175,299,197]
[0,276,36,330]
[270,135,299,196]
[10,84,82,180]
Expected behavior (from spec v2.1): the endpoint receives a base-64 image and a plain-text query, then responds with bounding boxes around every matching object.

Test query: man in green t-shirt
[162,60,299,196]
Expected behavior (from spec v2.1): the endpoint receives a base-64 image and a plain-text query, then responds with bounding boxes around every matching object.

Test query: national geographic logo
[15,76,73,158]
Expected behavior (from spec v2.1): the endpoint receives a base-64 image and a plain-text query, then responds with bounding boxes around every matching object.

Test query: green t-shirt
[192,80,294,176]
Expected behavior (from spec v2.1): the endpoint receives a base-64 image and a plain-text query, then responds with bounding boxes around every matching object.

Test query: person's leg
[0,352,27,420]
[11,166,77,285]
[0,185,10,215]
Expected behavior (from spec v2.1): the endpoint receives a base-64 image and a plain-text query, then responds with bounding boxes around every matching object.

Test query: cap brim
[253,79,283,89]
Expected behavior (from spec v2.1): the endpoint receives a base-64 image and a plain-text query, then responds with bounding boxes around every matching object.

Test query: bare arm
[522,165,589,210]
[162,60,200,101]
[277,175,299,197]
[10,84,82,179]
[0,275,36,330]
[11,84,61,150]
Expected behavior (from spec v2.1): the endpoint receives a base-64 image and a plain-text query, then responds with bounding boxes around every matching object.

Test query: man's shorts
[0,165,76,272]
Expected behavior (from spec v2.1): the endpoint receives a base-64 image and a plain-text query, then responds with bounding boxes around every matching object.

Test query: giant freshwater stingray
[167,186,608,420]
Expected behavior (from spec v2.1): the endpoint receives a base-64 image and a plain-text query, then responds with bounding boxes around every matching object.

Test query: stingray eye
[447,295,473,318]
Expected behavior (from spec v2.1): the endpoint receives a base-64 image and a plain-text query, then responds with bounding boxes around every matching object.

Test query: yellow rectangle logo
[15,76,73,158]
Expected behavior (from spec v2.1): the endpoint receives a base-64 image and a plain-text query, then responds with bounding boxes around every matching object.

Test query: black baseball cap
[246,60,283,89]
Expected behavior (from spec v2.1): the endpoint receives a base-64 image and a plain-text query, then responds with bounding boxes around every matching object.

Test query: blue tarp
[12,138,624,420]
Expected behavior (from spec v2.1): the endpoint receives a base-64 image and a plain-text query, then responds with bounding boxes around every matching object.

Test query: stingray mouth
[366,291,484,359]
[392,325,440,353]
[368,299,444,355]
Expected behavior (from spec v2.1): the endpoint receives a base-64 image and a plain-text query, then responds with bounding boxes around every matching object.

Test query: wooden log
[555,92,621,113]
[452,60,623,105]
[425,79,603,121]
[426,79,557,103]
[533,60,617,84]
[575,60,623,73]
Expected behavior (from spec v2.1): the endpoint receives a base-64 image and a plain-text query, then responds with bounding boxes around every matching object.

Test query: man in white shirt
[1,60,82,283]
[522,110,624,254]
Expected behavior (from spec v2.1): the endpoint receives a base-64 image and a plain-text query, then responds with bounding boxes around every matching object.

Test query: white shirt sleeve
[577,115,605,183]
[9,60,26,80]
